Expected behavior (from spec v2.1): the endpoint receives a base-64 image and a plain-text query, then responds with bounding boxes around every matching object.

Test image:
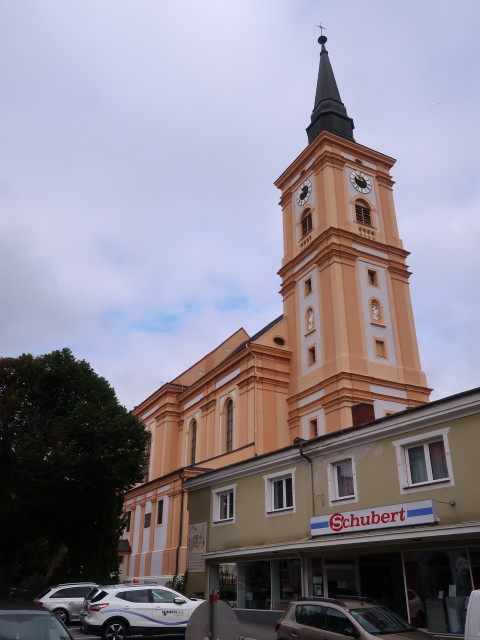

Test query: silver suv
[33,582,97,624]
[80,583,204,640]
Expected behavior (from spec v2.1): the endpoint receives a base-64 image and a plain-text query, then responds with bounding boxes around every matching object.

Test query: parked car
[466,589,480,640]
[33,582,97,624]
[275,596,433,640]
[0,600,74,640]
[80,583,204,640]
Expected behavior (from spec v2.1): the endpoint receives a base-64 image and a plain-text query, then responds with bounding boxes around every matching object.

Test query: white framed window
[393,429,453,493]
[328,458,357,504]
[264,469,295,515]
[212,485,236,524]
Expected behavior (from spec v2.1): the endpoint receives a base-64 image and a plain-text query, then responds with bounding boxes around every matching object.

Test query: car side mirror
[344,627,361,638]
[174,597,186,604]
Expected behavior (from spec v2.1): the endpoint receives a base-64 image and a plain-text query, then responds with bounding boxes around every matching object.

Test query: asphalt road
[69,628,189,639]
[70,626,97,639]
[68,614,277,640]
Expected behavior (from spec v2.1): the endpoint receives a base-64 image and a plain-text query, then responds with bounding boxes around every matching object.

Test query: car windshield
[350,607,415,634]
[0,613,71,640]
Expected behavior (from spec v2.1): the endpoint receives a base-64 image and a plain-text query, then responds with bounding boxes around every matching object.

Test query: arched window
[305,306,315,333]
[355,199,372,226]
[300,208,313,237]
[190,419,197,465]
[225,398,233,453]
[144,431,152,483]
[370,298,384,324]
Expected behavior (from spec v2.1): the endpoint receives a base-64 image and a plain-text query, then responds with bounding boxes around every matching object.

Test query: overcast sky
[1,0,479,410]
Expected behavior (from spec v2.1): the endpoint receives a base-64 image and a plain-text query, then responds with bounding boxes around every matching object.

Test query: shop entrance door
[325,564,359,598]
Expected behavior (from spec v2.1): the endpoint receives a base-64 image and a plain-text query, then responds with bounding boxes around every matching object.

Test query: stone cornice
[274,131,396,193]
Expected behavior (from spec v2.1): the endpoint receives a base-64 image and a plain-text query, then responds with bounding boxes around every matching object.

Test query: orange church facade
[120,34,430,584]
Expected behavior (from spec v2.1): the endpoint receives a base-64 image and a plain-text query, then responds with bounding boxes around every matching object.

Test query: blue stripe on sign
[407,507,433,517]
[311,521,329,530]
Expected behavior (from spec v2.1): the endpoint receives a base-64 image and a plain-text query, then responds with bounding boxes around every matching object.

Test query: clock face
[350,170,372,194]
[297,179,312,206]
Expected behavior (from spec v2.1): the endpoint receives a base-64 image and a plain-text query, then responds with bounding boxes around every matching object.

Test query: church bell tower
[276,35,431,437]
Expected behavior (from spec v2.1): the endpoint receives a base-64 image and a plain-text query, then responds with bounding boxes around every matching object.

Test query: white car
[80,583,204,640]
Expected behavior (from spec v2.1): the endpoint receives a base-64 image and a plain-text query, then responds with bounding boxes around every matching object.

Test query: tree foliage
[0,348,148,597]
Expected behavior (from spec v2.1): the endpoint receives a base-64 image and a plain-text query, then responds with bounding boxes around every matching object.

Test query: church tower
[276,35,430,437]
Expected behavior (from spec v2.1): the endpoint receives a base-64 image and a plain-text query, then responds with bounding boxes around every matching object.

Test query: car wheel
[102,619,129,640]
[52,608,69,625]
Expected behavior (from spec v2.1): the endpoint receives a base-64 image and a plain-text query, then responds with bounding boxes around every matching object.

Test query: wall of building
[185,390,480,633]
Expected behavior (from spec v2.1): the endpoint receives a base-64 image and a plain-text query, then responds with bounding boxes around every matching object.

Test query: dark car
[275,597,433,640]
[0,601,74,640]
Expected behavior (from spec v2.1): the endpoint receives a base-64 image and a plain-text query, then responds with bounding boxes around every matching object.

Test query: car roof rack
[331,595,378,605]
[296,596,377,607]
[296,597,346,606]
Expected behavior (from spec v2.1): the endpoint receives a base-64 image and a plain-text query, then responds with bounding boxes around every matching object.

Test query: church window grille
[355,201,372,226]
[300,209,313,237]
[308,346,316,365]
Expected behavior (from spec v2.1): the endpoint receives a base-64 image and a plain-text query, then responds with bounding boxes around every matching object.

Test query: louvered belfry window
[355,201,372,226]
[301,209,313,236]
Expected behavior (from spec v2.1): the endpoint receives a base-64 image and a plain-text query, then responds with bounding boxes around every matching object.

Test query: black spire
[306,35,355,144]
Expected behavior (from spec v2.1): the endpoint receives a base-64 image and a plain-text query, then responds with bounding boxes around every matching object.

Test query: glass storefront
[211,544,479,633]
[237,560,271,609]
[220,558,301,609]
[403,548,472,633]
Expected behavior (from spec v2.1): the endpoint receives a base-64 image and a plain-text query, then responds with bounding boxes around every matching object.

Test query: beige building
[120,35,431,586]
[185,387,480,635]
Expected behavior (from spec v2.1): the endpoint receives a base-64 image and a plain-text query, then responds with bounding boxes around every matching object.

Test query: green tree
[0,348,148,597]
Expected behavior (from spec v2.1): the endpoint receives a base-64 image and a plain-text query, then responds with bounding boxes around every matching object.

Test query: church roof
[306,35,355,144]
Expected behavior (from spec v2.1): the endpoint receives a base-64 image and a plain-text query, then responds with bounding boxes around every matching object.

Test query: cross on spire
[316,23,327,36]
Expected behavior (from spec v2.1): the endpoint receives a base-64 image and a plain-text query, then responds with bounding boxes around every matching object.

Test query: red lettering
[330,513,344,532]
[328,506,407,533]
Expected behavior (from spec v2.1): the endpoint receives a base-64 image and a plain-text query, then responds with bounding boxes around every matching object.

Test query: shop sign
[310,499,437,537]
